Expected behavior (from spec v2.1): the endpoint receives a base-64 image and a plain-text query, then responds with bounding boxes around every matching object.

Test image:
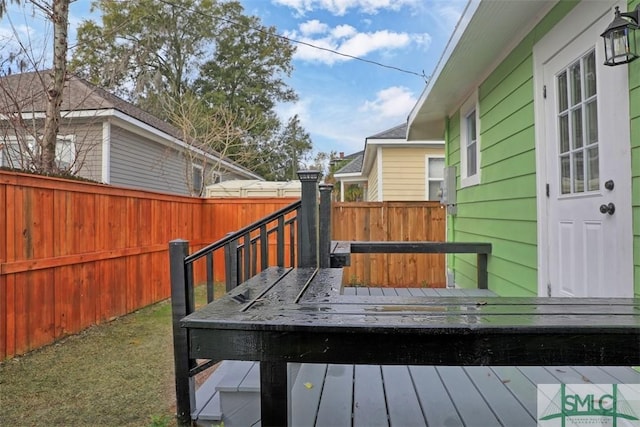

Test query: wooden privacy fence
[332,201,446,287]
[0,171,296,360]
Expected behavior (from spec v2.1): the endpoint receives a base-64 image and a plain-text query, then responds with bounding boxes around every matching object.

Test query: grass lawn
[0,286,214,427]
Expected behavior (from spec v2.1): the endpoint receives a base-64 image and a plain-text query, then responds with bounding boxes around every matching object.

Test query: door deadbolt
[604,180,614,190]
[599,203,615,215]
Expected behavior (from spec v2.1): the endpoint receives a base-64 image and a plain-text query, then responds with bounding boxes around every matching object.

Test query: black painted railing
[169,171,331,425]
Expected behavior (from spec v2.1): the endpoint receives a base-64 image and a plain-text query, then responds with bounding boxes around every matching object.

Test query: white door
[538,2,633,297]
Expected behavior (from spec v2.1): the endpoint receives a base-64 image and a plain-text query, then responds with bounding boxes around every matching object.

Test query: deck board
[290,363,326,426]
[316,364,354,427]
[353,365,388,427]
[490,366,539,417]
[409,366,464,427]
[382,365,426,426]
[438,366,502,426]
[196,363,640,427]
[465,366,535,426]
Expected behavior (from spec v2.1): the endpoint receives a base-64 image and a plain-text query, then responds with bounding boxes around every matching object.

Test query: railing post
[477,253,488,290]
[318,183,333,268]
[224,237,239,292]
[169,239,195,426]
[297,170,320,268]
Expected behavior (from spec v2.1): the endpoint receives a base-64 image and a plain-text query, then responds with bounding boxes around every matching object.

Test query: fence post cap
[170,239,189,245]
[297,170,321,182]
[319,183,334,190]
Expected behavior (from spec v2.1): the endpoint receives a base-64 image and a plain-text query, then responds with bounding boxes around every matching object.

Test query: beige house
[334,123,445,201]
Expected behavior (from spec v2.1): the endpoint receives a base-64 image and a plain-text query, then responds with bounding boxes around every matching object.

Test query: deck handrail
[169,171,323,425]
[185,200,301,264]
[330,240,492,290]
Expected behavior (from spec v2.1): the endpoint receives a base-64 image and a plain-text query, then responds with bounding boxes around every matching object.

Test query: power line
[153,0,430,82]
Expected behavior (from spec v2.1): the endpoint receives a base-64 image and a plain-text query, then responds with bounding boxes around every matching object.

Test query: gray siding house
[0,71,262,195]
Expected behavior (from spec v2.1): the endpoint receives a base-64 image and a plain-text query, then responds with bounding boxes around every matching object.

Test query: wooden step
[192,361,235,425]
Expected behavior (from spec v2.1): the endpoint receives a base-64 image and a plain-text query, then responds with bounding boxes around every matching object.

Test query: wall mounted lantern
[601,5,639,66]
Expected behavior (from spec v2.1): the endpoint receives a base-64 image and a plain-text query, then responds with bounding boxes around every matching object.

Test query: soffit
[407,0,556,140]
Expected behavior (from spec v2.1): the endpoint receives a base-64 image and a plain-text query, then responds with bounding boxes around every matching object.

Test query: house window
[466,112,477,176]
[192,164,203,194]
[0,135,76,171]
[55,135,76,172]
[557,49,598,195]
[426,156,445,201]
[459,93,480,187]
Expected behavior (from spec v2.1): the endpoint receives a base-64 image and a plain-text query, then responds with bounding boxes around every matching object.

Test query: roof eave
[407,0,557,140]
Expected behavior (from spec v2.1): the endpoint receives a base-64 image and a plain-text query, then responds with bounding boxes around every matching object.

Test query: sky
[0,0,467,157]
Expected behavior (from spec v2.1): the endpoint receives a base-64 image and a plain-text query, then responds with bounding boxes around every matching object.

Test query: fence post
[169,239,195,427]
[318,183,333,268]
[297,170,320,268]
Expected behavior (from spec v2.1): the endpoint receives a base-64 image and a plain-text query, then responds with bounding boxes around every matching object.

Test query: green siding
[630,0,640,296]
[447,1,580,295]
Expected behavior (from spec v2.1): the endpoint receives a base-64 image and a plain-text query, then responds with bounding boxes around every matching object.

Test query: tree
[280,115,312,180]
[1,0,71,174]
[163,92,270,195]
[188,6,301,177]
[70,0,306,179]
[70,0,235,118]
[193,12,297,128]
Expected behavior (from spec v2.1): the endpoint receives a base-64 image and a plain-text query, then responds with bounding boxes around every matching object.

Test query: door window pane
[557,71,568,112]
[573,151,584,193]
[586,100,598,145]
[572,107,583,149]
[559,114,569,153]
[560,155,571,194]
[585,51,596,98]
[556,49,598,195]
[570,62,582,106]
[587,147,599,191]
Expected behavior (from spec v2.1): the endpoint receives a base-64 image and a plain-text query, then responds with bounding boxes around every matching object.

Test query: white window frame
[0,134,76,172]
[459,92,481,187]
[55,134,77,172]
[425,155,445,201]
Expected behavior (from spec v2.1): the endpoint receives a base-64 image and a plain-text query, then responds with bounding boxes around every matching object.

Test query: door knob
[604,180,614,190]
[599,203,615,215]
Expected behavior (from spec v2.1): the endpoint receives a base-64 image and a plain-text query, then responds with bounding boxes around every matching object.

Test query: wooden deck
[194,360,640,426]
[191,286,640,426]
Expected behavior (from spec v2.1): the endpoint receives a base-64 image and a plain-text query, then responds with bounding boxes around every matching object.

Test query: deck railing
[169,171,328,424]
[168,170,491,425]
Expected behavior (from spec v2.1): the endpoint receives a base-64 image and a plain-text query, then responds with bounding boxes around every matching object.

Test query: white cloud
[286,22,429,65]
[359,86,416,119]
[299,19,329,36]
[331,24,357,39]
[273,0,420,16]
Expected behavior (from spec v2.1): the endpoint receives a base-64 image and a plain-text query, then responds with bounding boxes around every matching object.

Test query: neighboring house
[407,0,639,298]
[331,151,365,201]
[333,123,445,202]
[0,72,262,196]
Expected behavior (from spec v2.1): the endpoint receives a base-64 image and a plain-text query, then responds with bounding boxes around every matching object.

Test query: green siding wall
[630,0,640,297]
[447,1,579,296]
